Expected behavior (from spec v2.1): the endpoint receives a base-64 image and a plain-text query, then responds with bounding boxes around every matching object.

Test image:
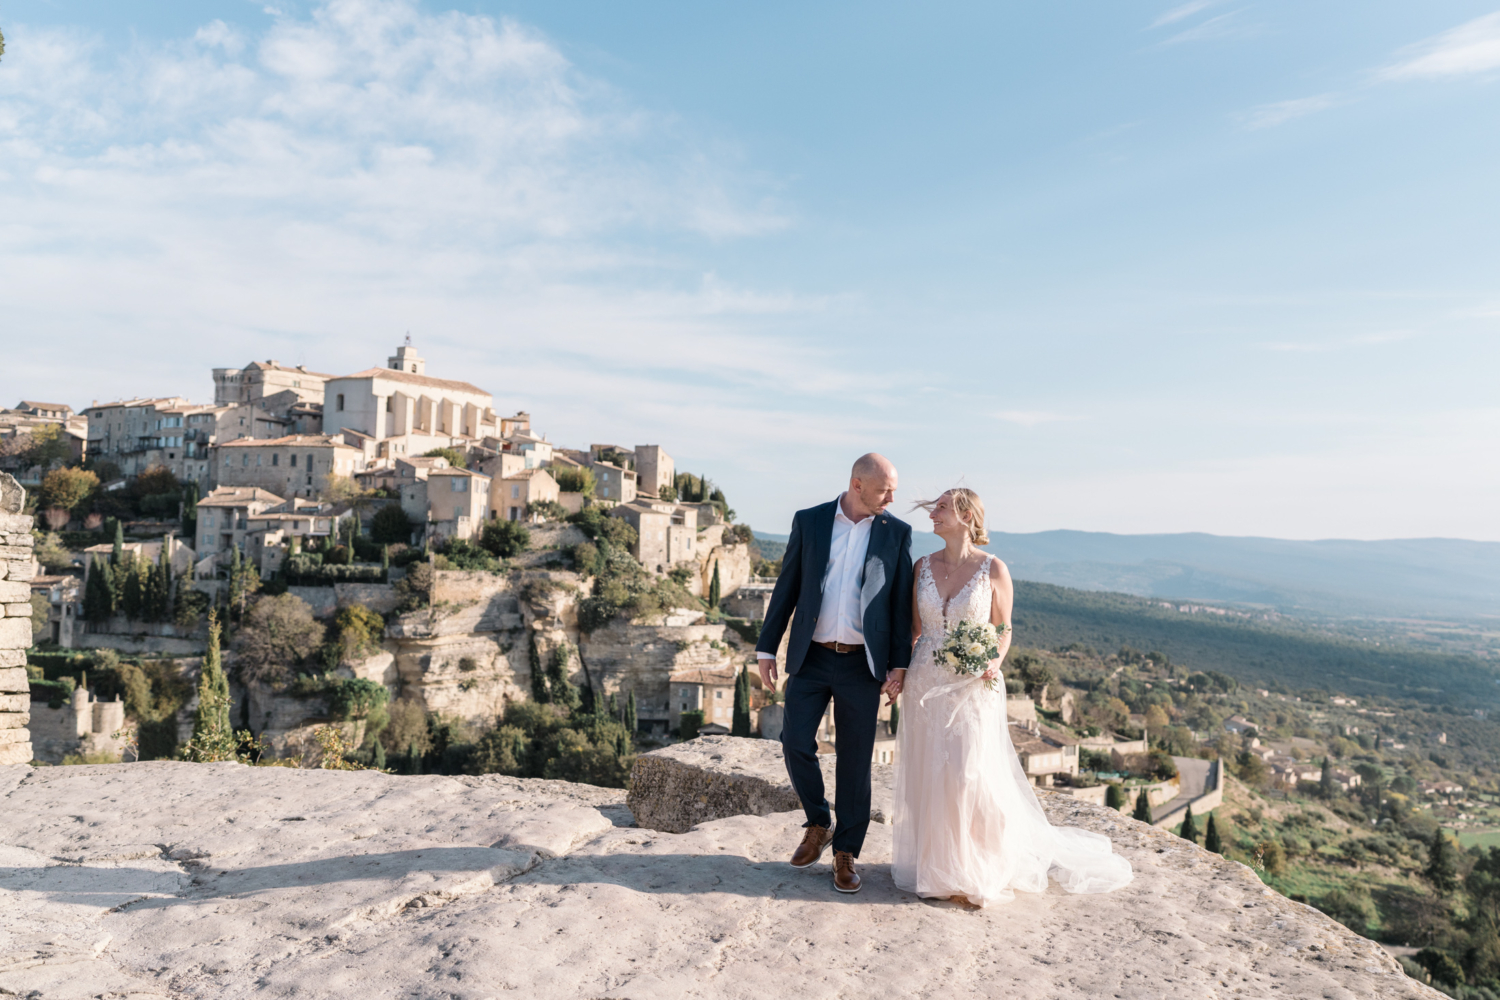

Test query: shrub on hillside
[480,519,530,558]
[370,503,414,544]
[234,594,326,686]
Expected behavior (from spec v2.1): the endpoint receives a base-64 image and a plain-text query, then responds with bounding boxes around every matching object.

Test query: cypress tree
[83,557,113,624]
[407,742,422,775]
[1133,788,1153,823]
[1205,813,1223,854]
[121,556,145,621]
[381,543,390,582]
[1427,829,1460,894]
[372,739,387,771]
[529,635,549,703]
[708,561,721,608]
[626,689,638,735]
[191,611,232,747]
[608,691,619,721]
[731,665,752,737]
[1106,782,1126,811]
[111,519,124,565]
[1319,756,1335,799]
[1179,802,1199,843]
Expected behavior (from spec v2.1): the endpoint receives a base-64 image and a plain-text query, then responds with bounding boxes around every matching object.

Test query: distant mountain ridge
[752,528,1500,620]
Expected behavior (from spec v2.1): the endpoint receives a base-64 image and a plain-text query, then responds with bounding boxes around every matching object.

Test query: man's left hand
[881,668,906,705]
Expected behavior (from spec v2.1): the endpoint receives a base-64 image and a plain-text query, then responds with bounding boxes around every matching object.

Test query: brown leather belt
[813,640,865,654]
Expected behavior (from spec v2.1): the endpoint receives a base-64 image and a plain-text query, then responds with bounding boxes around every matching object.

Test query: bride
[891,488,1133,907]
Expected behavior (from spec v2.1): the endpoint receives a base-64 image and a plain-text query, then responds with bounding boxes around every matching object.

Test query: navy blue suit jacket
[755,500,915,679]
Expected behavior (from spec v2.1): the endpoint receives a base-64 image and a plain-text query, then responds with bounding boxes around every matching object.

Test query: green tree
[233,593,326,686]
[422,447,467,469]
[480,518,531,558]
[1178,803,1198,843]
[680,709,704,741]
[1133,788,1153,823]
[546,643,581,712]
[120,556,145,620]
[553,465,596,496]
[626,689,638,734]
[186,612,233,760]
[24,424,75,470]
[181,481,199,538]
[39,467,98,514]
[372,738,387,771]
[731,665,752,737]
[1319,756,1335,798]
[83,558,114,623]
[658,483,676,501]
[111,519,124,565]
[1426,829,1460,895]
[1415,949,1466,989]
[1106,782,1126,811]
[369,503,412,544]
[1204,812,1223,854]
[708,560,721,608]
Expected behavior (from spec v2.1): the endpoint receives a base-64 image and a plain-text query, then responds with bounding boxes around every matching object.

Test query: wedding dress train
[892,557,1133,906]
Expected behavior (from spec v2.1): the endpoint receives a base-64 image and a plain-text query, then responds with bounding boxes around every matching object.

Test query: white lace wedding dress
[892,556,1133,906]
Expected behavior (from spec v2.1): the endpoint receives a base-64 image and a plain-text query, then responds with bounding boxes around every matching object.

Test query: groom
[756,453,914,893]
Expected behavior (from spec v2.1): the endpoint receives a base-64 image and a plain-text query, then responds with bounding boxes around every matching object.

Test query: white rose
[944,651,959,666]
[966,642,985,656]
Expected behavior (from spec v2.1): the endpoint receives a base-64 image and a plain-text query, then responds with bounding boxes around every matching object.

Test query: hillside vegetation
[1012,581,1500,710]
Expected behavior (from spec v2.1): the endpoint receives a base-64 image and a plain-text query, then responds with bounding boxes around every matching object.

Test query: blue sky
[1,1,1497,540]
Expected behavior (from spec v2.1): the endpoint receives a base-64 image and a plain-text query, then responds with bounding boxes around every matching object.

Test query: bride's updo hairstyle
[913,488,990,546]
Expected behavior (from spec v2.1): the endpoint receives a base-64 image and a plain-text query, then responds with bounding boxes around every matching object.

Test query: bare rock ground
[0,747,1437,999]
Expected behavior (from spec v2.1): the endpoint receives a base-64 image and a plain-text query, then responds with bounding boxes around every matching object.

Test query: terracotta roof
[196,487,285,507]
[501,468,555,481]
[217,434,355,448]
[87,397,192,411]
[18,401,72,412]
[428,467,490,480]
[332,367,491,397]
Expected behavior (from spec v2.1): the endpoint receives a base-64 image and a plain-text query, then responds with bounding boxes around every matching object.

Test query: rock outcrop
[0,473,33,766]
[0,743,1439,999]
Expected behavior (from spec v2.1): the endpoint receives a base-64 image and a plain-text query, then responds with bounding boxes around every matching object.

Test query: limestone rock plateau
[0,743,1437,998]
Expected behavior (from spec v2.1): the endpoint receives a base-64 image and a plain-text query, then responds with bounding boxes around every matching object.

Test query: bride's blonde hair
[913,488,989,546]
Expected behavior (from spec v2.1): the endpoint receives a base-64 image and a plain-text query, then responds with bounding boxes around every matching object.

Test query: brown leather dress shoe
[790,825,833,868]
[833,851,861,893]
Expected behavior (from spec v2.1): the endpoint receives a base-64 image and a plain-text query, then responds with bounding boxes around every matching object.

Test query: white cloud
[1150,1,1221,29]
[1382,12,1500,80]
[1239,92,1345,129]
[1159,12,1249,46]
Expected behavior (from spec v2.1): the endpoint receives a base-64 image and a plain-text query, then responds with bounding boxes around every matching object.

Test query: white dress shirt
[812,493,874,647]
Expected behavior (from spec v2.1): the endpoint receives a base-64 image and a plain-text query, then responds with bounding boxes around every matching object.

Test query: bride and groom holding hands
[754,453,1133,906]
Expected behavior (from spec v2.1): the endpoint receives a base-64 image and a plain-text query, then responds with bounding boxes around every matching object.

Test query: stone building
[193,487,285,572]
[400,467,492,543]
[609,500,699,572]
[0,473,35,765]
[493,468,560,522]
[590,460,636,503]
[28,684,126,764]
[634,445,674,501]
[670,666,741,733]
[213,359,332,408]
[322,342,500,460]
[213,434,367,499]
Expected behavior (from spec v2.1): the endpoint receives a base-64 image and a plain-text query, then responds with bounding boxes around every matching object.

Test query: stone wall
[27,687,126,764]
[0,473,34,765]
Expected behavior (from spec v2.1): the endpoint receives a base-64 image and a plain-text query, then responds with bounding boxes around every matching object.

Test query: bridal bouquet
[937,619,1011,691]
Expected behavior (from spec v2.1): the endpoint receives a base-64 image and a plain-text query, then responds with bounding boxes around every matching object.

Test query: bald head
[847,453,897,518]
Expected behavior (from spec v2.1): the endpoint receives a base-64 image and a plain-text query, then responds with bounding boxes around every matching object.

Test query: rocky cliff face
[0,744,1439,999]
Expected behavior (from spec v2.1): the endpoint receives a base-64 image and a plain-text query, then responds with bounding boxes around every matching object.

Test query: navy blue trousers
[780,643,882,857]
